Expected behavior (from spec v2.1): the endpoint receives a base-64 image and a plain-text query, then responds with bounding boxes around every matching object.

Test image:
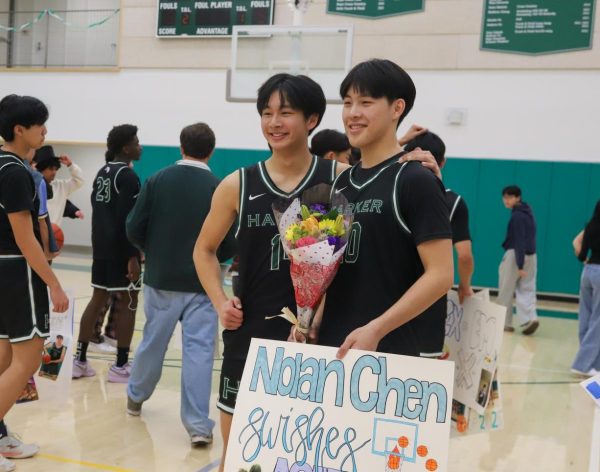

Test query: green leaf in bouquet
[324,208,339,220]
[301,205,311,220]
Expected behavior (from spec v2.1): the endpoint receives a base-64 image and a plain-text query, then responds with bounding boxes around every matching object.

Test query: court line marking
[197,458,221,472]
[37,453,137,471]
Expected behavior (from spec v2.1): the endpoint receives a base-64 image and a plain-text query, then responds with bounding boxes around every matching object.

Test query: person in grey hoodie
[497,185,539,335]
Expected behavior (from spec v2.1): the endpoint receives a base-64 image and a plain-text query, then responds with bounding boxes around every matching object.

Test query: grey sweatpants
[497,249,538,327]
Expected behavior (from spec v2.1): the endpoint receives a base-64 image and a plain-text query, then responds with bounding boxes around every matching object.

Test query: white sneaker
[571,368,600,377]
[0,455,15,472]
[0,432,39,459]
[88,341,117,354]
[104,336,117,348]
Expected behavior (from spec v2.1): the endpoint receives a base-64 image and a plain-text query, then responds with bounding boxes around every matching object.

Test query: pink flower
[295,236,318,248]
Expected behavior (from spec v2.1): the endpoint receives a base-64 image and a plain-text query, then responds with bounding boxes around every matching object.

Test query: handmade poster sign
[226,339,455,472]
[443,291,505,436]
[581,373,600,408]
[36,290,75,403]
[443,291,505,415]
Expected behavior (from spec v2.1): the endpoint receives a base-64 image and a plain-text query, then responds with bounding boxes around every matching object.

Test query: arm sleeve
[398,163,452,245]
[46,215,58,252]
[37,180,48,219]
[125,179,151,253]
[63,199,80,219]
[451,197,471,243]
[116,169,141,258]
[512,215,527,269]
[65,163,85,194]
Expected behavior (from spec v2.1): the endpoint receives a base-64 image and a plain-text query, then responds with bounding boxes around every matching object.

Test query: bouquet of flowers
[268,184,353,340]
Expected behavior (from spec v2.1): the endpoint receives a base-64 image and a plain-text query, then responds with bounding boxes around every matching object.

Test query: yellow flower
[300,216,320,236]
[319,219,336,235]
[285,224,300,241]
[334,215,346,237]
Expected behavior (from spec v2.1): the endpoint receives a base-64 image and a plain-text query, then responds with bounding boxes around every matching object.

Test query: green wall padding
[444,158,599,296]
[137,146,599,296]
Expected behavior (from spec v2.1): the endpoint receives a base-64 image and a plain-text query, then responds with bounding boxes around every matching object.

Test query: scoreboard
[157,1,274,37]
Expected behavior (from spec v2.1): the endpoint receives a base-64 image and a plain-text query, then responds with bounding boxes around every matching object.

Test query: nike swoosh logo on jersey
[249,193,266,201]
[335,186,348,194]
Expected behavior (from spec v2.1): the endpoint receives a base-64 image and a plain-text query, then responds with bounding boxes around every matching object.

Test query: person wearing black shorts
[72,125,142,383]
[194,74,343,472]
[0,94,69,469]
[402,129,475,357]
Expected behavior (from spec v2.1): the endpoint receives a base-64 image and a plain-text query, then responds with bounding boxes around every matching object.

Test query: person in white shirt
[33,145,84,226]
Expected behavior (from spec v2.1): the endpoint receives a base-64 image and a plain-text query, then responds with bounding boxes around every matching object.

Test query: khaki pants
[497,249,538,327]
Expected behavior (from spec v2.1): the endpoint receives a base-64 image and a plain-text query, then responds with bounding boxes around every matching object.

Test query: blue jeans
[127,286,217,437]
[572,264,600,372]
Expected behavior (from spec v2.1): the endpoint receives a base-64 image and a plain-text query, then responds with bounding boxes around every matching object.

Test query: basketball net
[288,0,311,13]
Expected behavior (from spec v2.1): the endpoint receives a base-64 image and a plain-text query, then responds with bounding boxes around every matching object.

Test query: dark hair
[349,147,361,166]
[180,123,215,159]
[339,59,416,128]
[0,94,49,141]
[502,185,522,198]
[310,129,350,158]
[56,334,64,340]
[257,74,326,135]
[404,131,446,166]
[105,124,138,162]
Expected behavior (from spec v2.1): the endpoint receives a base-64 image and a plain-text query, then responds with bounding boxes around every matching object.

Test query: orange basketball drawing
[397,436,409,448]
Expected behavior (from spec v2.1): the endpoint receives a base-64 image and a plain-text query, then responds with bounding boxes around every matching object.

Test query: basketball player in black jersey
[73,125,142,383]
[0,95,69,466]
[317,59,454,360]
[402,129,475,357]
[194,74,339,471]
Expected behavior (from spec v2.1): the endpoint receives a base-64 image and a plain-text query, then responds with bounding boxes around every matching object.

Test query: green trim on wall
[136,147,600,296]
[537,309,577,320]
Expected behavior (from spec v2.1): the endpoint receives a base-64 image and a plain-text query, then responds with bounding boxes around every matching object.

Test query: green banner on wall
[156,0,274,37]
[327,0,424,18]
[481,0,595,54]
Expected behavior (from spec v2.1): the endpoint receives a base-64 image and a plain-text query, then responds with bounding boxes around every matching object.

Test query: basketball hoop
[288,0,311,13]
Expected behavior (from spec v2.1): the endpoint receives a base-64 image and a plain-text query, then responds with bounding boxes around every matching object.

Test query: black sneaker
[126,396,142,416]
[191,434,213,447]
[521,320,539,335]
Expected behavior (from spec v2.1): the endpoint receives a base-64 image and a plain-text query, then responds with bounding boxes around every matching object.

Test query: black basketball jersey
[0,152,40,255]
[320,156,452,357]
[91,161,140,260]
[225,156,337,359]
[446,189,471,243]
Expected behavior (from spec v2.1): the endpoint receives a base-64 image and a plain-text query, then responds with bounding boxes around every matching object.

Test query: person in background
[571,200,600,376]
[73,124,142,382]
[310,129,351,164]
[402,129,474,358]
[126,123,235,447]
[33,145,84,226]
[497,185,539,335]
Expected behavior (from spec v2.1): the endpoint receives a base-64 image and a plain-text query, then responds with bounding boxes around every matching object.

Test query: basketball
[52,223,64,250]
[42,354,51,363]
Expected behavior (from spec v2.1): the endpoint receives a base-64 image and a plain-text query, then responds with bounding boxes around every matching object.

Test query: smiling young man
[317,59,454,359]
[194,73,340,471]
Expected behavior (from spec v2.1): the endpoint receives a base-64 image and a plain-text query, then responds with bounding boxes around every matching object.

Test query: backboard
[227,25,354,103]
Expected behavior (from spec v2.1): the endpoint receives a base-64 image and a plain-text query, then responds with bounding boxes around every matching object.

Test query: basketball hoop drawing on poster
[227,25,354,103]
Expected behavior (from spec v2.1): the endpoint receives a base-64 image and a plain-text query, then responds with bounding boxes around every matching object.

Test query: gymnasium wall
[2,1,600,296]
